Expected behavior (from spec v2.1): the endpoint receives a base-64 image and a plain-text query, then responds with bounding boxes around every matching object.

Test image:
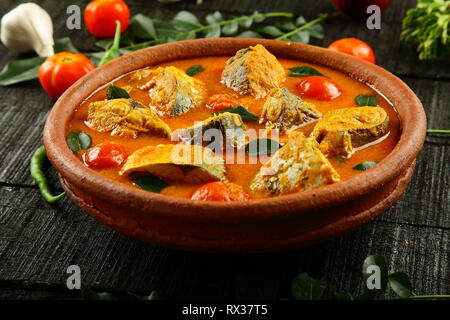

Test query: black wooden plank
[0,185,447,298]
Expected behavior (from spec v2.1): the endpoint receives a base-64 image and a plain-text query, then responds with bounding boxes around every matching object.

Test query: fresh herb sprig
[0,10,327,85]
[401,0,450,60]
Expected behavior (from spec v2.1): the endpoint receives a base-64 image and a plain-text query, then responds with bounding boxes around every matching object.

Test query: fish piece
[86,98,172,138]
[140,66,206,116]
[174,112,247,148]
[120,144,226,184]
[221,44,286,98]
[311,107,389,158]
[250,131,340,196]
[260,88,322,133]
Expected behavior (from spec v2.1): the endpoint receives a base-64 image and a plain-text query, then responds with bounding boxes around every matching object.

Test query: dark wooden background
[0,0,448,299]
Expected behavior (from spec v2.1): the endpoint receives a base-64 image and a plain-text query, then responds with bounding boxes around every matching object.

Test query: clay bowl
[43,38,426,253]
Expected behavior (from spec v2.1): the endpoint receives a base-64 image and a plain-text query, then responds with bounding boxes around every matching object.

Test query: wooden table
[0,0,448,299]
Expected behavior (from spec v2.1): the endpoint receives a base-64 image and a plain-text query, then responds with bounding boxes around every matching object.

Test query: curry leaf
[132,175,169,193]
[129,14,157,40]
[289,30,310,44]
[172,11,202,31]
[362,255,388,291]
[54,37,80,53]
[388,272,413,299]
[82,285,118,300]
[307,23,324,39]
[106,85,130,99]
[291,273,327,300]
[205,25,221,38]
[66,131,92,152]
[215,105,259,121]
[289,65,325,77]
[0,56,45,86]
[237,31,263,38]
[355,95,379,107]
[186,65,205,76]
[222,20,239,35]
[245,139,281,156]
[257,26,284,37]
[353,161,379,171]
[206,11,223,25]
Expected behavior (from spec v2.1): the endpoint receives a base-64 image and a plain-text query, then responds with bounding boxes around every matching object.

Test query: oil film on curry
[69,44,399,201]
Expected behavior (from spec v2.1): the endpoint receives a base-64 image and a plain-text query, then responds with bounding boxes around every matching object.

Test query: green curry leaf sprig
[0,10,327,86]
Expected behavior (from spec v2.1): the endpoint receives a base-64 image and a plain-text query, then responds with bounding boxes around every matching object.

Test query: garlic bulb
[0,3,54,57]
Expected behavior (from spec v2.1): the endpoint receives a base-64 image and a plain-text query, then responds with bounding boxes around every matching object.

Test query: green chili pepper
[30,145,66,203]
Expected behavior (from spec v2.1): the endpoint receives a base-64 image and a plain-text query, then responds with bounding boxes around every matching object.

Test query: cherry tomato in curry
[84,0,130,38]
[38,52,95,99]
[191,182,251,201]
[84,143,127,169]
[328,38,376,63]
[296,76,341,101]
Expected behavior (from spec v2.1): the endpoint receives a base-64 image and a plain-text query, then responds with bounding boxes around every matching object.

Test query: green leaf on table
[206,11,223,25]
[186,65,205,76]
[106,85,130,99]
[362,255,388,291]
[237,31,262,38]
[291,273,327,300]
[172,11,202,31]
[257,26,283,37]
[95,39,113,50]
[355,94,379,106]
[252,10,265,23]
[215,105,259,121]
[353,161,379,171]
[306,23,324,39]
[205,25,221,38]
[222,20,239,35]
[279,22,296,31]
[245,139,281,156]
[0,56,45,86]
[66,131,92,152]
[132,175,169,193]
[172,30,197,42]
[235,272,279,300]
[153,19,179,39]
[239,16,253,28]
[289,65,325,77]
[54,37,80,53]
[296,16,306,25]
[82,285,118,300]
[129,14,157,40]
[289,30,310,44]
[388,272,413,299]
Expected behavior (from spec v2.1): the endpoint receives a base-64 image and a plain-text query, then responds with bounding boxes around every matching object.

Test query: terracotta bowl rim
[43,38,426,222]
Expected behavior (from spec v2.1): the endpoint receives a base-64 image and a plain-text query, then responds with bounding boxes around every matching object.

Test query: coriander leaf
[132,175,169,193]
[0,56,44,86]
[245,139,281,156]
[186,65,205,76]
[129,14,157,39]
[388,272,413,299]
[291,273,327,300]
[355,95,379,106]
[106,85,130,99]
[353,161,379,171]
[289,65,325,77]
[215,105,259,121]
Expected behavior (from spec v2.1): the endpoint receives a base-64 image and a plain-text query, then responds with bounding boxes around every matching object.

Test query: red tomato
[84,0,130,38]
[191,182,250,201]
[328,38,376,63]
[296,76,341,101]
[38,52,95,99]
[84,143,127,169]
[331,0,392,19]
[206,94,240,111]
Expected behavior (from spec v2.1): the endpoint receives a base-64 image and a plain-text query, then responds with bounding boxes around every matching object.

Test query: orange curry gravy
[68,56,400,199]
